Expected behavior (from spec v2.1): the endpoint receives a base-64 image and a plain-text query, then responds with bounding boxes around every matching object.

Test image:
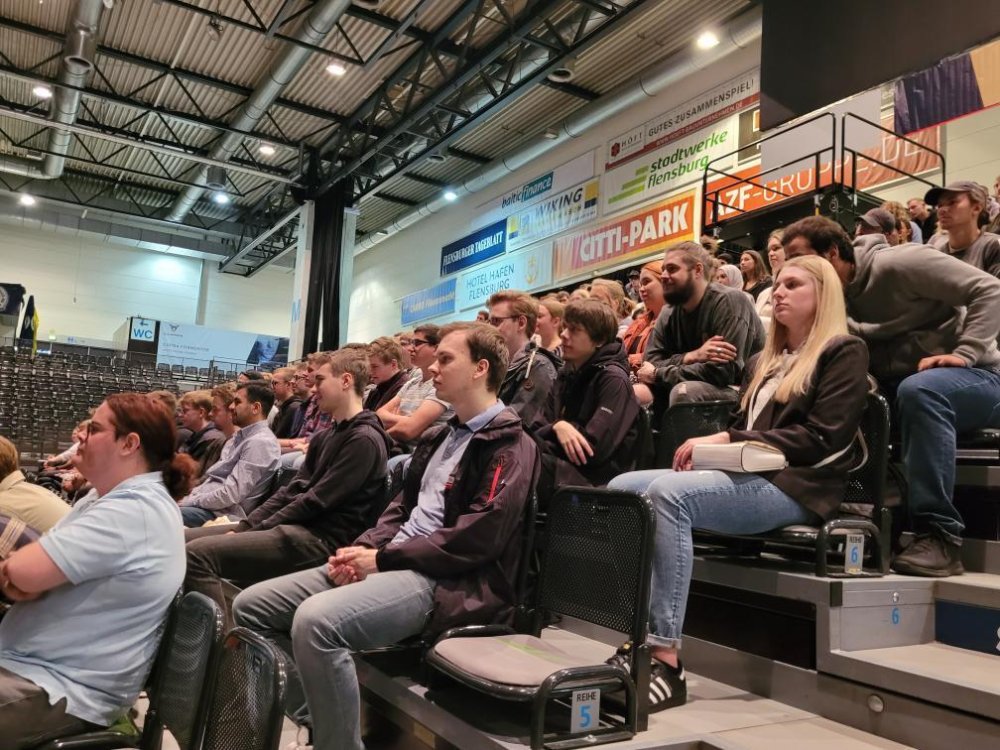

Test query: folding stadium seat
[426,488,656,749]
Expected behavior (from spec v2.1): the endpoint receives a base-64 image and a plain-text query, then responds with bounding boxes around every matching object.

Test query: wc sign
[130,318,156,341]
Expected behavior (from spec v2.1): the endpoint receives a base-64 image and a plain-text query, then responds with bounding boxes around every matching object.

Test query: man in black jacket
[183,348,390,625]
[534,298,640,498]
[176,390,223,464]
[270,367,303,440]
[638,241,764,413]
[488,289,560,426]
[233,323,537,750]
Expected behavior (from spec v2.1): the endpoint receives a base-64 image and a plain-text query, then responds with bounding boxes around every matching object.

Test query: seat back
[200,628,288,750]
[842,392,891,514]
[655,400,733,468]
[537,488,656,646]
[148,592,225,750]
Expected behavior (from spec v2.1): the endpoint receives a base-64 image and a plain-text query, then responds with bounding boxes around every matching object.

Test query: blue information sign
[440,220,507,276]
[401,278,457,326]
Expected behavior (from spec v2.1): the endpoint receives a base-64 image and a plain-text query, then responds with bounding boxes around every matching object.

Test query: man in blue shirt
[0,393,188,749]
[178,381,281,527]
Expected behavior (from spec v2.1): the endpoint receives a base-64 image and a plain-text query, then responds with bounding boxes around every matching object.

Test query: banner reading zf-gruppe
[440,220,507,276]
[554,191,696,281]
[401,278,457,326]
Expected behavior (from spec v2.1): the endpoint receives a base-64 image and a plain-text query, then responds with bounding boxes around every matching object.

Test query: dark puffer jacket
[355,406,538,636]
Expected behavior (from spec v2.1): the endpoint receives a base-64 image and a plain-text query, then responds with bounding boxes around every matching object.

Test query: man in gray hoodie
[784,216,1000,577]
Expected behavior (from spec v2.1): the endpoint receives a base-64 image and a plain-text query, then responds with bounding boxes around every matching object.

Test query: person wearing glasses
[376,324,453,452]
[0,394,193,748]
[487,290,560,427]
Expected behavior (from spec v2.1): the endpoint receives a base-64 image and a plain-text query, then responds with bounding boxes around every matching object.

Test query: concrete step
[933,572,1000,657]
[823,642,1000,723]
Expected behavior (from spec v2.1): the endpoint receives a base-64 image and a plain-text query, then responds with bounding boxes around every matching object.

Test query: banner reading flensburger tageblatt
[401,278,457,326]
[602,118,738,214]
[605,69,759,170]
[553,191,696,282]
[506,179,599,252]
[457,244,553,311]
[475,151,595,227]
[157,322,289,367]
[440,220,507,276]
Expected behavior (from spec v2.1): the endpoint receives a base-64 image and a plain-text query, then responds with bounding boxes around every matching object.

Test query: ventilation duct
[0,0,109,180]
[165,0,353,223]
[355,5,762,253]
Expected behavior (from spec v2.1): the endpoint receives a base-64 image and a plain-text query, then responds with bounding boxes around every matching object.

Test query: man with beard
[637,241,765,411]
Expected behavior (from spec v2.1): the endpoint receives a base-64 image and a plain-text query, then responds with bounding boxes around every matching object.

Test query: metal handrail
[839,112,946,195]
[701,112,837,226]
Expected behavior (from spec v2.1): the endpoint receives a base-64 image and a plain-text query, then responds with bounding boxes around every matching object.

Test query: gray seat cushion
[432,634,613,687]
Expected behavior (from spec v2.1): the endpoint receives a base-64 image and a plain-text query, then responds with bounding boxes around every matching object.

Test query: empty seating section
[0,346,195,460]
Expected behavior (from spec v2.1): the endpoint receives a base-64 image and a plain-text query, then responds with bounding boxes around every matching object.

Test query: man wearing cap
[782,215,1000,577]
[926,181,1000,278]
[855,208,900,245]
[626,268,642,302]
[906,197,938,241]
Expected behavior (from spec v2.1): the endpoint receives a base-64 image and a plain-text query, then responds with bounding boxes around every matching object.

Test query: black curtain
[303,180,352,354]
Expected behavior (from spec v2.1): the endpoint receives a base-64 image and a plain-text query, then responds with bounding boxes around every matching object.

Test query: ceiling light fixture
[427,152,447,164]
[19,193,36,206]
[32,85,53,99]
[258,143,276,156]
[443,189,458,202]
[542,127,559,140]
[696,30,719,50]
[212,192,230,205]
[207,15,223,42]
[326,62,347,77]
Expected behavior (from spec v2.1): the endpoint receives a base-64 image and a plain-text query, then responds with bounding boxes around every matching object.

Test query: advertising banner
[440,220,507,277]
[605,69,759,170]
[157,322,289,367]
[553,191,696,282]
[0,283,24,316]
[456,244,553,311]
[602,117,738,215]
[475,151,595,227]
[401,278,458,326]
[506,179,600,252]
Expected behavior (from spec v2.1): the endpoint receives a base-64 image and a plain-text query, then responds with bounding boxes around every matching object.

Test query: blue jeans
[896,366,1000,543]
[179,506,215,528]
[232,566,435,750]
[608,470,816,648]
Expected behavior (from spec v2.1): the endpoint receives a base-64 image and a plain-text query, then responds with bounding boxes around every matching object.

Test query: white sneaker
[285,726,312,750]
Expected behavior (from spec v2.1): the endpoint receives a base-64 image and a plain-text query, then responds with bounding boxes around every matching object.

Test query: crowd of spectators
[0,176,998,749]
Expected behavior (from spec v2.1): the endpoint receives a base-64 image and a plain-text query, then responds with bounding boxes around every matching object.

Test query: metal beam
[218,207,300,273]
[0,101,298,184]
[0,15,351,130]
[150,0,360,66]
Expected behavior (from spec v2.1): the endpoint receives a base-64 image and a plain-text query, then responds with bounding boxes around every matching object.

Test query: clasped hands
[327,546,379,586]
[0,558,40,602]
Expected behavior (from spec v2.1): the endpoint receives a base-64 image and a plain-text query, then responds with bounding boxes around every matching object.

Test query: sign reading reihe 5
[553,191,696,282]
[440,220,507,276]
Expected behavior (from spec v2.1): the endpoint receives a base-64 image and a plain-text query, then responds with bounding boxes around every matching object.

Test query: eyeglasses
[488,315,517,326]
[410,338,432,348]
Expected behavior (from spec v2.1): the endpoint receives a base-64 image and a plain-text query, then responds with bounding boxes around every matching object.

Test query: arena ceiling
[0,0,751,275]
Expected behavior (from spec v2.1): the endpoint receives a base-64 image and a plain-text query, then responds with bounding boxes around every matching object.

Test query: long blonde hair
[741,255,848,409]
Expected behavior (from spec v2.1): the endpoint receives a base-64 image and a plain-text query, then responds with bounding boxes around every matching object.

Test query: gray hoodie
[844,235,1000,380]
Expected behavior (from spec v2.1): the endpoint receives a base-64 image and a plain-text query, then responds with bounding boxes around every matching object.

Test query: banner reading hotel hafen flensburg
[157,322,290,368]
[439,220,507,277]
